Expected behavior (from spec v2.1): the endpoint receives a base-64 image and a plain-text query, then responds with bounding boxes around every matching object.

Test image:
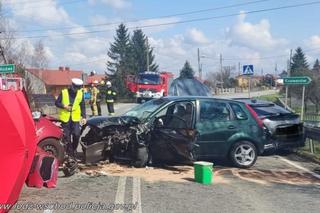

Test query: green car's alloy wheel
[230,141,257,168]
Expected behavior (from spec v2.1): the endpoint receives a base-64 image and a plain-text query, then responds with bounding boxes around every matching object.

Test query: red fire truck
[126,71,174,103]
[0,77,24,91]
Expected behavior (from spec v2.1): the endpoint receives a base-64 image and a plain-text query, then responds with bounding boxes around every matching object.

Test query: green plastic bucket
[194,161,213,185]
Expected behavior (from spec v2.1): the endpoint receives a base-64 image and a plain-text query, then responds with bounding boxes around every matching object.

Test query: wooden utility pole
[285,49,292,109]
[146,38,150,72]
[197,48,202,80]
[220,54,223,89]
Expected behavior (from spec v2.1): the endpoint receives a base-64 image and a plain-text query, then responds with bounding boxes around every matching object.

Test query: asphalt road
[16,154,320,213]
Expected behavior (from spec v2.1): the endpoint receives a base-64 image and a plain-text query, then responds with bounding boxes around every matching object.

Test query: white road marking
[43,209,53,213]
[277,155,320,179]
[132,177,142,213]
[114,176,127,213]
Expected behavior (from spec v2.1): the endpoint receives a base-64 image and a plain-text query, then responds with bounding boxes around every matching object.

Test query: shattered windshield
[137,74,161,85]
[124,99,168,121]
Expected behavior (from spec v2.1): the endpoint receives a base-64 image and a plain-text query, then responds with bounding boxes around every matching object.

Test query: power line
[3,0,81,6]
[202,47,320,62]
[11,0,271,33]
[59,47,320,68]
[3,0,53,5]
[3,0,86,9]
[64,57,107,67]
[9,1,320,40]
[202,54,289,61]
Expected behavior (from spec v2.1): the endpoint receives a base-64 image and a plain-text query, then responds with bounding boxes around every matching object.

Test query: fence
[278,97,320,156]
[303,114,320,156]
[31,94,57,115]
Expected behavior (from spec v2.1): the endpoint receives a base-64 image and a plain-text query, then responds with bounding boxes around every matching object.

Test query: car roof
[233,98,275,107]
[162,96,244,104]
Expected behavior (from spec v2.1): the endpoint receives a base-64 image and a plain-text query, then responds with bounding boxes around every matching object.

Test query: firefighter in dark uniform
[96,80,105,116]
[55,78,86,158]
[105,81,117,116]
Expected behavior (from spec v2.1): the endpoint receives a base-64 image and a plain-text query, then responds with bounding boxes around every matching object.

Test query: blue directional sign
[243,65,254,75]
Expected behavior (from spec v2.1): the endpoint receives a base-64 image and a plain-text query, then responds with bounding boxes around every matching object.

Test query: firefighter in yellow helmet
[89,80,99,116]
[55,78,86,158]
[105,81,117,116]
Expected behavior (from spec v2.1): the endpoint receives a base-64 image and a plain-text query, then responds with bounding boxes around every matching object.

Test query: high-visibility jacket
[59,89,83,122]
[106,88,117,103]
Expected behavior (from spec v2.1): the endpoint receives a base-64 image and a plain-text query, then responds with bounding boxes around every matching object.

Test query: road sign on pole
[242,65,254,98]
[0,64,15,74]
[283,76,312,85]
[301,85,306,121]
[242,65,254,76]
[283,76,311,120]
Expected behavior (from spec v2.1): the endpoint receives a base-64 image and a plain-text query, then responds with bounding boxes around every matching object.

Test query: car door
[195,99,238,158]
[149,101,198,162]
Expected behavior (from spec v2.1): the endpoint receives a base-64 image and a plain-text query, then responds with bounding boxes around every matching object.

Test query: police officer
[55,78,86,158]
[105,81,117,116]
[90,80,99,116]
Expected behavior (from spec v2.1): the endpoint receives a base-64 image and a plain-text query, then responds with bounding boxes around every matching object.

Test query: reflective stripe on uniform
[106,99,114,103]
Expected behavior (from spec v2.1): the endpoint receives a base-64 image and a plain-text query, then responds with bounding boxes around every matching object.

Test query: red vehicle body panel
[126,72,174,98]
[26,147,59,188]
[35,116,63,144]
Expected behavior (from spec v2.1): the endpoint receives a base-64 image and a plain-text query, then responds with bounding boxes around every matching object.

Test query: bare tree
[31,40,48,69]
[0,2,15,64]
[205,66,236,90]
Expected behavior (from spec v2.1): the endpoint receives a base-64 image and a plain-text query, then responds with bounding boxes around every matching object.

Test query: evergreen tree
[179,61,195,79]
[107,23,131,74]
[290,47,309,76]
[130,29,158,73]
[107,24,133,98]
[312,59,320,73]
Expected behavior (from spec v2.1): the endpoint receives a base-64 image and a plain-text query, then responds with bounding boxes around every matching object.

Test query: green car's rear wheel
[229,141,257,168]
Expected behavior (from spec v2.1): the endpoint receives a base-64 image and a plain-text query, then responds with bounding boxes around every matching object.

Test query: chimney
[59,66,64,71]
[65,67,70,71]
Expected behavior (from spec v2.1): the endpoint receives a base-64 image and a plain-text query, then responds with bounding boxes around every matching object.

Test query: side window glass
[230,103,248,120]
[199,100,231,122]
[164,102,194,129]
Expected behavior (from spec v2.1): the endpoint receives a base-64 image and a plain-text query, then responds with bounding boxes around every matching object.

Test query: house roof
[27,67,83,86]
[86,74,106,84]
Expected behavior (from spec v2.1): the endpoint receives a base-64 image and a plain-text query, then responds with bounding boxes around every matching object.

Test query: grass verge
[297,139,320,163]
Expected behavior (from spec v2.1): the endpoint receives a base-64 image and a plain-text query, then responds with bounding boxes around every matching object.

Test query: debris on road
[79,163,229,184]
[216,168,320,185]
[79,161,320,186]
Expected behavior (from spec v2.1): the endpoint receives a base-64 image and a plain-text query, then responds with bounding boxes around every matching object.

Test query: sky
[3,0,320,78]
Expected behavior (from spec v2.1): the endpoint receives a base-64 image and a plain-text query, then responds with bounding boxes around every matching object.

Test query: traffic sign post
[0,64,15,74]
[243,65,254,98]
[283,76,312,120]
[283,76,311,85]
[0,64,15,90]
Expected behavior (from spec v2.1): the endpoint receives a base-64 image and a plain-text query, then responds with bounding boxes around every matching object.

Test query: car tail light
[245,104,264,128]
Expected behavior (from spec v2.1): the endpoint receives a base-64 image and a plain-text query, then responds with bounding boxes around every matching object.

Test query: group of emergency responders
[55,78,117,158]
